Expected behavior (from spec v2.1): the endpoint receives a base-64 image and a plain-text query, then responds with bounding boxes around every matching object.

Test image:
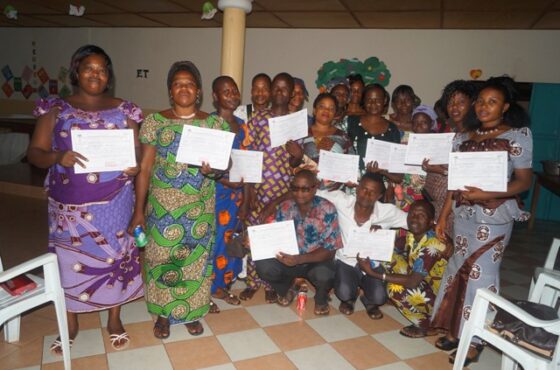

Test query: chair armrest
[530,271,560,303]
[0,253,57,282]
[544,238,560,270]
[475,288,560,335]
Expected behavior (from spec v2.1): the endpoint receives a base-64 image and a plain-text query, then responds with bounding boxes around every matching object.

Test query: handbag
[225,220,247,259]
[490,299,559,358]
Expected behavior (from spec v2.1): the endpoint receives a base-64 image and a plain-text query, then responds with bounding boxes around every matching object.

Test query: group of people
[27,44,533,368]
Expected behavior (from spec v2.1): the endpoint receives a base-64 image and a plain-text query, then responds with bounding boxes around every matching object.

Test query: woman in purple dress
[27,45,144,354]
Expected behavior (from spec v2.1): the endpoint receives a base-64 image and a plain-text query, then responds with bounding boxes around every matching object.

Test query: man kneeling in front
[255,170,342,315]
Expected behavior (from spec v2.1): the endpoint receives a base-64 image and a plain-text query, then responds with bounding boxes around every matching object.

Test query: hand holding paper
[248,220,300,261]
[268,109,308,148]
[447,151,508,192]
[317,150,359,183]
[176,125,235,170]
[71,129,135,173]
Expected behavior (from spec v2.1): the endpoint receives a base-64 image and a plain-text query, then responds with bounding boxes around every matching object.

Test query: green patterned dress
[140,112,229,324]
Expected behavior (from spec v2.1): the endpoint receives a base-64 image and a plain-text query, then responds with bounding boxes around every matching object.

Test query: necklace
[475,125,501,135]
[172,108,196,120]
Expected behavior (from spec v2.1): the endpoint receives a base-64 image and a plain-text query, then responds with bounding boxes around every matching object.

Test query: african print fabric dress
[386,231,447,329]
[33,98,144,313]
[140,113,229,324]
[211,116,250,294]
[431,128,533,338]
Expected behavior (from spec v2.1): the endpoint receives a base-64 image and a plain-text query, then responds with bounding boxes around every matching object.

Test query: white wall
[2,27,560,113]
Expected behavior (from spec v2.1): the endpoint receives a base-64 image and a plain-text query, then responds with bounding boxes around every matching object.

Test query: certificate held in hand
[343,228,396,262]
[268,109,309,148]
[176,125,235,170]
[447,151,508,192]
[404,133,455,165]
[317,150,360,184]
[71,129,136,174]
[229,149,263,183]
[248,220,300,261]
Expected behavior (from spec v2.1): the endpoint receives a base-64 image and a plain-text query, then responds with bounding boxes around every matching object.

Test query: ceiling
[1,0,560,29]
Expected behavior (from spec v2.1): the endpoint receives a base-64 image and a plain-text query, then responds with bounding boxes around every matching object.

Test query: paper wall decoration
[2,65,13,81]
[2,82,13,97]
[316,57,391,92]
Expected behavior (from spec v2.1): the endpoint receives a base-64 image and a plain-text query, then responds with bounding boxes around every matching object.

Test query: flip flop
[399,325,438,338]
[265,289,278,304]
[185,321,204,336]
[153,319,170,339]
[366,306,383,320]
[239,287,258,301]
[49,338,74,356]
[109,332,130,350]
[339,301,354,315]
[213,290,241,305]
[209,299,220,313]
[314,304,330,316]
[277,289,295,307]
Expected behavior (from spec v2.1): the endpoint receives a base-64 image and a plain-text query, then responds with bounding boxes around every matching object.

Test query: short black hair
[361,83,389,108]
[212,75,235,93]
[69,44,114,91]
[409,199,435,220]
[347,74,364,86]
[360,172,386,195]
[272,72,295,93]
[167,61,203,107]
[391,85,420,107]
[252,73,271,86]
[313,92,337,109]
[293,169,318,185]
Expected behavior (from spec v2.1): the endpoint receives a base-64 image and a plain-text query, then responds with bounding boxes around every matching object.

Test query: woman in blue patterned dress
[431,77,533,367]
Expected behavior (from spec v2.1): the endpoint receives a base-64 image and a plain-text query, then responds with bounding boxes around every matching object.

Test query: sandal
[185,321,204,336]
[153,318,170,339]
[209,299,220,314]
[49,338,74,356]
[399,325,438,338]
[449,343,484,367]
[339,301,354,315]
[265,289,278,304]
[277,289,295,307]
[109,332,130,350]
[239,287,258,301]
[366,305,383,320]
[314,304,330,316]
[435,335,459,351]
[213,289,241,306]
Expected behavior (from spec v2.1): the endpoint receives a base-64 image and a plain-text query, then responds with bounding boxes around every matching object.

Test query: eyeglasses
[289,185,314,193]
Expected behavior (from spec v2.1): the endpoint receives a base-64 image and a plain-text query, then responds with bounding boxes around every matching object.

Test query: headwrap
[412,104,438,131]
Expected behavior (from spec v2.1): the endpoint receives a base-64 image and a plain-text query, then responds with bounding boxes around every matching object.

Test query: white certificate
[405,133,455,165]
[229,149,263,183]
[388,143,426,175]
[268,109,309,148]
[176,125,235,170]
[317,150,360,183]
[447,151,508,192]
[343,228,396,262]
[364,138,391,170]
[248,220,300,261]
[71,129,135,174]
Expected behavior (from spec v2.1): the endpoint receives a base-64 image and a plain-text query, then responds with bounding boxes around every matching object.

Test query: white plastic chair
[529,238,560,298]
[454,272,560,370]
[0,253,71,369]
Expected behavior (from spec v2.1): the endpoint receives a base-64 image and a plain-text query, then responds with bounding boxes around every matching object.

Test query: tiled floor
[0,193,558,369]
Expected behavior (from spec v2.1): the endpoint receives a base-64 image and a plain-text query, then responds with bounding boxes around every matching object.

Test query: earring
[196,94,201,105]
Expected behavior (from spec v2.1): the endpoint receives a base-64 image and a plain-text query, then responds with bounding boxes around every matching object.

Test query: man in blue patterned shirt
[255,170,342,315]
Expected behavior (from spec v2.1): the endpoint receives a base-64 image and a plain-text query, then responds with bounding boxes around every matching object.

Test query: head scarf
[412,104,438,131]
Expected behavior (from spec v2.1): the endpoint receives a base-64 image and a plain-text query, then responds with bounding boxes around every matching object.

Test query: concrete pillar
[218,0,252,94]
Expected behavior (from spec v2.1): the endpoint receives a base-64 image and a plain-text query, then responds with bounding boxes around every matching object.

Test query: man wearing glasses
[255,170,342,316]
